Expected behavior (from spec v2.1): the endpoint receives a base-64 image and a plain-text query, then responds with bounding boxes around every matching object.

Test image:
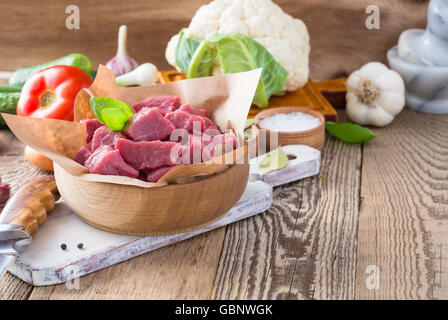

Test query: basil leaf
[90,97,134,131]
[211,33,288,108]
[325,122,378,143]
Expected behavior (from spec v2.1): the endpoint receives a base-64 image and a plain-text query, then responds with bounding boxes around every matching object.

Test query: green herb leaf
[90,97,134,131]
[259,147,289,174]
[325,122,378,143]
[211,33,288,108]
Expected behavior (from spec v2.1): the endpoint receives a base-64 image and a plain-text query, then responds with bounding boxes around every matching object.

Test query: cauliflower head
[165,0,310,91]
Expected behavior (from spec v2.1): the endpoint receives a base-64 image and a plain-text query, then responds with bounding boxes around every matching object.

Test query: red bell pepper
[17,65,93,121]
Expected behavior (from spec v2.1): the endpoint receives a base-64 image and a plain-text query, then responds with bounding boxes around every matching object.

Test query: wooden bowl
[54,163,249,236]
[255,106,325,150]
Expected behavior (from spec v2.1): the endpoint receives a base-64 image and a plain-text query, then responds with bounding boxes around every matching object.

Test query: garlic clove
[106,25,139,76]
[116,63,159,87]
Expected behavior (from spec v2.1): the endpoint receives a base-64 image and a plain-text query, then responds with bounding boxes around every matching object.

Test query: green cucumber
[9,53,93,87]
[0,92,20,127]
[0,86,21,93]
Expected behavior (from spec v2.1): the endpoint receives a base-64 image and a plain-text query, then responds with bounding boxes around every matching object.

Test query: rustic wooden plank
[0,129,26,156]
[29,230,227,299]
[0,0,427,79]
[0,72,12,85]
[212,112,362,299]
[0,272,32,300]
[355,109,448,299]
[211,181,304,299]
[0,0,206,72]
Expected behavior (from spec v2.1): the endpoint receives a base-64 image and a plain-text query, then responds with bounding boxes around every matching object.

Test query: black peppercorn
[77,243,84,249]
[60,243,67,250]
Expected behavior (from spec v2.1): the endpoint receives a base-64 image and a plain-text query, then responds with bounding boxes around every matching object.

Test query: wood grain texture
[2,110,448,300]
[0,0,427,79]
[277,0,428,79]
[28,230,227,299]
[0,129,26,156]
[0,272,32,300]
[355,109,448,299]
[212,112,362,299]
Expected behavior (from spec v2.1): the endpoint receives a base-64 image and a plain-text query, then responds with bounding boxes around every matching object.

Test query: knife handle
[0,177,59,237]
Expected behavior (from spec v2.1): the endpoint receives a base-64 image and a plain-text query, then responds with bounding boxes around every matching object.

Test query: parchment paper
[2,65,261,187]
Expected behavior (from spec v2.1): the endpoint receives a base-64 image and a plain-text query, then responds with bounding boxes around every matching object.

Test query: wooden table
[1,109,447,300]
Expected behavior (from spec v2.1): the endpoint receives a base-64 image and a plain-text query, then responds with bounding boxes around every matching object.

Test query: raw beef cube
[146,166,174,183]
[84,145,139,178]
[190,115,206,133]
[165,111,194,132]
[180,135,204,164]
[132,96,181,113]
[217,133,238,149]
[210,133,238,155]
[80,118,102,143]
[203,127,221,138]
[203,117,218,131]
[178,104,208,117]
[74,143,92,165]
[202,133,238,161]
[91,126,125,150]
[125,108,175,142]
[200,134,216,162]
[116,138,181,170]
[156,108,167,117]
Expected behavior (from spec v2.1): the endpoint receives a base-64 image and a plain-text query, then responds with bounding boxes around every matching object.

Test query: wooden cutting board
[8,145,321,286]
[158,70,346,122]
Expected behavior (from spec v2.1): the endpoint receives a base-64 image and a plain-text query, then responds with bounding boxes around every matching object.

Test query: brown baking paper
[2,65,261,188]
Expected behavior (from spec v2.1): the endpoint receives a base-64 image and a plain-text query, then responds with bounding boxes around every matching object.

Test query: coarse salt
[259,112,321,132]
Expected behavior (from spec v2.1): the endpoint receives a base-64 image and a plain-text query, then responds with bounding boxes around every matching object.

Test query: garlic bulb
[346,62,405,127]
[106,25,139,76]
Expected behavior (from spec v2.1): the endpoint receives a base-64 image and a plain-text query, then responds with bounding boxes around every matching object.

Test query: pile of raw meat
[74,96,237,182]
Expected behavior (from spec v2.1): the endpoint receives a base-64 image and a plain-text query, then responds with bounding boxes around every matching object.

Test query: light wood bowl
[255,106,325,150]
[54,163,249,236]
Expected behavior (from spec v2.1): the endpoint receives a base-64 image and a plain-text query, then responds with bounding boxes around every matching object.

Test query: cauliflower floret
[165,0,310,91]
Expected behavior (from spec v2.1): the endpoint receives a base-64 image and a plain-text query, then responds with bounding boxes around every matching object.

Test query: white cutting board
[9,145,320,286]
